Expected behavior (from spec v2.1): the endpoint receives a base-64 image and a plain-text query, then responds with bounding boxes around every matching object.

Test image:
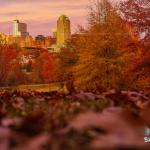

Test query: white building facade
[13,19,29,37]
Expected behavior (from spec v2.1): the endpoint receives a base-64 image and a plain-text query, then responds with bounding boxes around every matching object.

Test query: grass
[0,83,65,92]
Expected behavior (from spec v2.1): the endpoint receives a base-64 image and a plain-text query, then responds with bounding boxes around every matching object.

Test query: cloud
[0,0,123,36]
[0,0,89,36]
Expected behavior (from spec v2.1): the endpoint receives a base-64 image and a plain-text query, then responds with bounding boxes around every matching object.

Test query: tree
[126,45,150,90]
[0,45,17,86]
[40,52,56,83]
[88,0,112,25]
[26,61,32,72]
[31,60,43,84]
[31,50,56,84]
[120,0,150,90]
[56,46,78,93]
[6,62,28,86]
[120,0,150,44]
[73,0,139,91]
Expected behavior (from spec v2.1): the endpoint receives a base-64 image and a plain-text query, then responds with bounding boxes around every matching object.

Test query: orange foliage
[0,45,18,86]
[32,50,56,83]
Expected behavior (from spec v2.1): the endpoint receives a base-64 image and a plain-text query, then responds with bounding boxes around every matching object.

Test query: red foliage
[32,50,56,83]
[0,45,18,86]
[120,0,150,43]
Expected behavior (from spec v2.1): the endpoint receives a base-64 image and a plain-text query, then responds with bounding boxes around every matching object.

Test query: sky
[0,0,91,36]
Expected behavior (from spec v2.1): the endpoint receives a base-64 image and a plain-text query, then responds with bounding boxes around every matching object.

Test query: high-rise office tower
[13,19,29,37]
[57,15,71,46]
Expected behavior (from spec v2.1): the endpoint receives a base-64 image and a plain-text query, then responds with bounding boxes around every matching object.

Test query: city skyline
[0,0,89,36]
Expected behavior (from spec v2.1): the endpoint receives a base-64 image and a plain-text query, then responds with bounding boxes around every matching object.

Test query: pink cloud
[0,0,89,36]
[0,0,123,36]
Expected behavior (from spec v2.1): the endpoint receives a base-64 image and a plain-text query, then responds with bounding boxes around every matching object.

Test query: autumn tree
[73,0,139,91]
[120,0,150,90]
[31,50,56,84]
[31,60,43,84]
[0,45,17,86]
[120,0,150,44]
[56,45,78,93]
[88,0,112,25]
[40,51,56,83]
[6,61,28,86]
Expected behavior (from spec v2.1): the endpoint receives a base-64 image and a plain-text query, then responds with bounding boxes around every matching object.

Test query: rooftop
[58,14,69,21]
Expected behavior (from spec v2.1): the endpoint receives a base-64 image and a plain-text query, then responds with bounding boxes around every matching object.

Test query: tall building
[13,19,29,37]
[57,15,71,46]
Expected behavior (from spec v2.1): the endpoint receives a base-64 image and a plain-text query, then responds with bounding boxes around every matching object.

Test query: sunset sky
[0,0,90,36]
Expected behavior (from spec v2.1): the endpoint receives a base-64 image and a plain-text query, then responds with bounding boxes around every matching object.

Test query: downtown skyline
[0,0,89,36]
